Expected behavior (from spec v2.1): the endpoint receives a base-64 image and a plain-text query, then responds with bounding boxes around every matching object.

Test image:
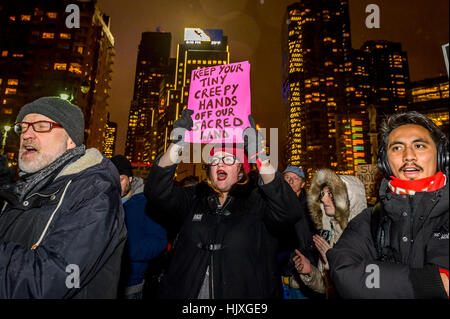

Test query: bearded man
[0,97,127,298]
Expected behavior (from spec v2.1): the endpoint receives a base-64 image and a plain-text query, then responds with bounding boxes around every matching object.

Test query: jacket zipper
[210,253,214,299]
[209,195,231,299]
[408,195,414,264]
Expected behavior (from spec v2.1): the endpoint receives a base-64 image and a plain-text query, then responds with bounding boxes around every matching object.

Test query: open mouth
[402,166,421,176]
[22,144,38,156]
[217,169,228,181]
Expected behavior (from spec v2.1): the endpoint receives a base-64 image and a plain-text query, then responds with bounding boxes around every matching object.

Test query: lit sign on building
[184,28,222,45]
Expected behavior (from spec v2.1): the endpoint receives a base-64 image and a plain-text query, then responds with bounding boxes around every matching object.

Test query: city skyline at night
[0,0,448,173]
[96,0,448,164]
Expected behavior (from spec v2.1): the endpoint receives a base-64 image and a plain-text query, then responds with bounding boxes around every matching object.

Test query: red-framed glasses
[14,121,63,134]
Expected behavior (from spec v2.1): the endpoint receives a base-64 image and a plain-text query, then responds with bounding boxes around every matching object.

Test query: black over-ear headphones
[377,129,449,178]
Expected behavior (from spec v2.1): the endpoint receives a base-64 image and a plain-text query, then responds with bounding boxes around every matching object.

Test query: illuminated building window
[69,63,82,74]
[2,99,6,104]
[1,51,8,57]
[21,15,31,21]
[12,53,24,58]
[9,16,16,21]
[7,79,18,86]
[2,108,13,115]
[54,63,67,71]
[187,60,191,64]
[60,33,71,39]
[47,12,57,19]
[42,32,55,39]
[0,79,2,85]
[5,88,17,95]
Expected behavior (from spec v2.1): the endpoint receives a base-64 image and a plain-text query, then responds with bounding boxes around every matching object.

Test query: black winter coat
[145,162,303,299]
[0,149,127,298]
[328,178,448,299]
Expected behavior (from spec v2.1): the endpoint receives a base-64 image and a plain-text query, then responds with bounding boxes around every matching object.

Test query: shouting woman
[145,110,304,299]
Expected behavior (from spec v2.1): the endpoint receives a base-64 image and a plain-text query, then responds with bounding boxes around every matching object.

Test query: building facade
[125,31,172,164]
[0,0,114,168]
[408,76,449,137]
[102,112,117,158]
[282,0,370,179]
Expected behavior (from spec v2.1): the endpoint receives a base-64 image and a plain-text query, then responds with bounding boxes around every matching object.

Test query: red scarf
[388,172,447,195]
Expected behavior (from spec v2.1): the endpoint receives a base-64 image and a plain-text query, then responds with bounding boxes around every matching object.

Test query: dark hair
[377,111,449,177]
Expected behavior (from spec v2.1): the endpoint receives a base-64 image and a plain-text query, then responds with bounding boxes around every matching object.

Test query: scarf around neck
[388,171,447,195]
[14,145,86,202]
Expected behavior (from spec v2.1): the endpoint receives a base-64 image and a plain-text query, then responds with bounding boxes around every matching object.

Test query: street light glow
[60,93,70,100]
[4,125,11,132]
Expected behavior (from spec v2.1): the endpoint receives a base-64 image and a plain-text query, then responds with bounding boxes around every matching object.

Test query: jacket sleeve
[327,209,447,299]
[0,174,127,298]
[125,199,167,262]
[257,171,303,229]
[144,160,194,224]
[299,264,326,294]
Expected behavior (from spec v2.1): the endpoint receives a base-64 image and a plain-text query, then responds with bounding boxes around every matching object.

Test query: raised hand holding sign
[186,61,251,144]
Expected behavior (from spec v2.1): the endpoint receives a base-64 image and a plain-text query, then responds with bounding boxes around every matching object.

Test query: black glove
[243,115,268,163]
[170,109,194,144]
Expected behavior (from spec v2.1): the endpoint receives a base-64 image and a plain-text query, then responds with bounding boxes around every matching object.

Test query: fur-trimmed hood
[307,168,367,231]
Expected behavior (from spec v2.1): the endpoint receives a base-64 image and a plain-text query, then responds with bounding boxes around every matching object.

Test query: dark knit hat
[110,155,133,177]
[16,97,85,146]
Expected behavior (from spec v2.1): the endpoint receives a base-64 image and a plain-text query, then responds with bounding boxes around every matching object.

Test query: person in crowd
[145,110,303,298]
[292,168,367,298]
[278,166,318,299]
[328,111,449,298]
[0,97,127,298]
[110,155,167,299]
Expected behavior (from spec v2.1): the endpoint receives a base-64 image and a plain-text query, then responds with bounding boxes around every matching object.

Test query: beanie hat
[110,155,133,177]
[209,143,251,174]
[16,97,85,146]
[283,166,305,179]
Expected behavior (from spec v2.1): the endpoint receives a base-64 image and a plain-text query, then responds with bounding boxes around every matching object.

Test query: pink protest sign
[186,61,251,144]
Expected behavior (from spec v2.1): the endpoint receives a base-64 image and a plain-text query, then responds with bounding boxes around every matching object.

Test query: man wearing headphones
[327,111,449,298]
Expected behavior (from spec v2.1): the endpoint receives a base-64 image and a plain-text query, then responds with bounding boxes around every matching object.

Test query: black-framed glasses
[14,121,64,134]
[208,155,237,166]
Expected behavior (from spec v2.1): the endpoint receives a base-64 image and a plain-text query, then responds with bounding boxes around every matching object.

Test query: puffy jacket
[0,148,127,298]
[328,178,448,299]
[145,161,303,299]
[292,169,367,296]
[122,177,167,287]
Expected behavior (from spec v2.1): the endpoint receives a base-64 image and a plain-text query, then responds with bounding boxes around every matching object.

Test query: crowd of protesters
[0,97,448,299]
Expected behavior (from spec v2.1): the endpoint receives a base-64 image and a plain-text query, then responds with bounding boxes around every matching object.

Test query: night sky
[97,0,449,155]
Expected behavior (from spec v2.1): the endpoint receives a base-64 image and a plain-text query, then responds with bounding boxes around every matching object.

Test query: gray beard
[19,138,68,173]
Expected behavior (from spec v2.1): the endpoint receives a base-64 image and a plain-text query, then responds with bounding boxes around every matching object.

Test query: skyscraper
[361,40,410,125]
[0,0,114,168]
[282,0,368,178]
[408,76,449,137]
[154,28,229,180]
[125,31,172,163]
[103,112,117,158]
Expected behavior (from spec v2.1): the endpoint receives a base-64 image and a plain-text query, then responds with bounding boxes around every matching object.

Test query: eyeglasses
[319,190,333,200]
[208,155,237,166]
[14,121,63,134]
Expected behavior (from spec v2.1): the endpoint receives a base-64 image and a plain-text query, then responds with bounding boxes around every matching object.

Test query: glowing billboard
[184,28,223,44]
